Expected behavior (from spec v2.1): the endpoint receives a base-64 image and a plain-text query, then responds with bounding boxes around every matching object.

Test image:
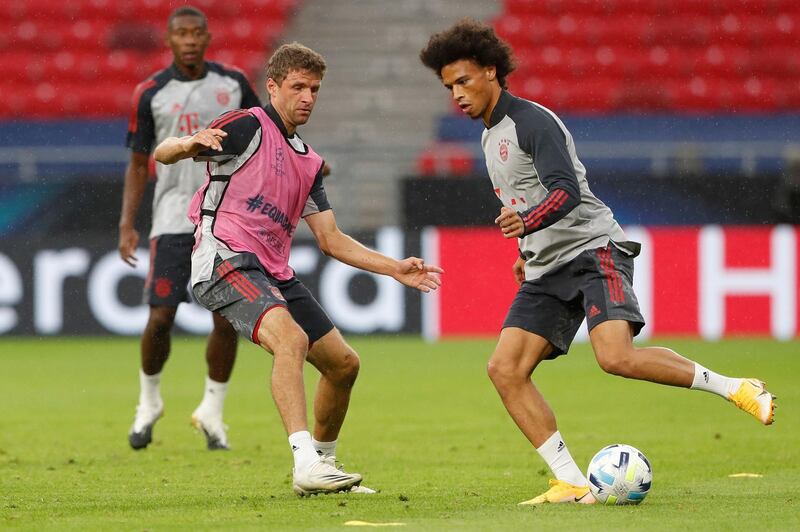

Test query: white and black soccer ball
[586,444,652,505]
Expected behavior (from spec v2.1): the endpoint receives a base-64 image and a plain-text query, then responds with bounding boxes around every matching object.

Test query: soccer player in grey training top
[420,19,776,505]
[119,6,261,451]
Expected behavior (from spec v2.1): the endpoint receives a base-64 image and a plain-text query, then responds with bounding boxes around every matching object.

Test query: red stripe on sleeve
[523,190,566,226]
[208,110,250,130]
[128,79,156,134]
[525,190,568,229]
[522,191,561,225]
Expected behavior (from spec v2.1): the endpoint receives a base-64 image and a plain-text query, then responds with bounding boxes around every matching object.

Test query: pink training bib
[189,105,323,280]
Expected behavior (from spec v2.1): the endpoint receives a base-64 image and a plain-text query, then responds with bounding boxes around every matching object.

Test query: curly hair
[267,42,327,85]
[420,18,516,89]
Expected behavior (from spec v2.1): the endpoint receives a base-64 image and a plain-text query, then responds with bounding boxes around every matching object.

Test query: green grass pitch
[1,336,798,530]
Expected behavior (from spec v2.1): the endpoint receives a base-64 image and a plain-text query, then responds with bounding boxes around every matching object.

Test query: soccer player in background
[420,19,776,506]
[153,43,443,496]
[119,6,261,451]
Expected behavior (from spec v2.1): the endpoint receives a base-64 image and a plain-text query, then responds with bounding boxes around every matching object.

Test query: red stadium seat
[0,84,33,118]
[417,143,477,177]
[0,0,294,119]
[494,0,800,112]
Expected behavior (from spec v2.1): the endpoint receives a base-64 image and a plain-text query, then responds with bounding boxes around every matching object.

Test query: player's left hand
[393,257,443,293]
[495,206,524,238]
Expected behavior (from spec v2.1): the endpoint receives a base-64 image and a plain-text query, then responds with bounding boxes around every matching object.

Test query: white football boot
[320,455,377,494]
[128,401,163,450]
[190,408,229,450]
[292,459,363,496]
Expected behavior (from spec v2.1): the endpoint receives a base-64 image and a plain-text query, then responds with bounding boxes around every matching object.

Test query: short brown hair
[167,6,207,30]
[420,18,516,89]
[267,42,327,85]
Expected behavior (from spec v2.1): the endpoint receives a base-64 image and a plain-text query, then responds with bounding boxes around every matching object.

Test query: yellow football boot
[518,479,597,505]
[729,378,776,425]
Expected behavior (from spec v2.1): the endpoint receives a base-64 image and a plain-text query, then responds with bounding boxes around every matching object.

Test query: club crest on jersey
[270,286,286,301]
[498,138,511,162]
[216,90,230,106]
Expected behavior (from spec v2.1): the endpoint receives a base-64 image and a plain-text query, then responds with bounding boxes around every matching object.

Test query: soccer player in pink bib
[154,43,443,496]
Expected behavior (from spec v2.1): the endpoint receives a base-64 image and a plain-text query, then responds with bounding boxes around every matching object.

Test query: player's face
[267,69,322,132]
[167,15,210,70]
[441,59,497,121]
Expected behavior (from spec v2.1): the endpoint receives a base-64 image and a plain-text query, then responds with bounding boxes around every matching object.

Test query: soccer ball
[586,444,652,505]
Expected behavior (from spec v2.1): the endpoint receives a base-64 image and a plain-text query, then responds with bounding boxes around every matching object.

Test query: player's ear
[487,66,497,82]
[266,78,278,98]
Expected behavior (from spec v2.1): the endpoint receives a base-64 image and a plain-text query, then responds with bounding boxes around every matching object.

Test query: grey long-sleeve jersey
[126,62,261,239]
[481,90,639,281]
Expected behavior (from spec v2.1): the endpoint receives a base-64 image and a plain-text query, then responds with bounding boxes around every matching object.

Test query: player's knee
[487,356,521,387]
[596,347,634,377]
[147,307,176,333]
[332,349,360,387]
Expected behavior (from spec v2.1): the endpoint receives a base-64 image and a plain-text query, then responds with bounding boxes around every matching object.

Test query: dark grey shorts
[503,243,645,358]
[143,234,194,306]
[192,252,335,345]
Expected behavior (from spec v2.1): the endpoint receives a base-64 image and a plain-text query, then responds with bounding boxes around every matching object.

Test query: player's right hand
[495,206,524,238]
[512,256,525,285]
[393,257,444,293]
[118,226,140,267]
[182,128,227,156]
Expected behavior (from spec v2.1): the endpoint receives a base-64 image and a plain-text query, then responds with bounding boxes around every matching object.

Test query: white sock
[312,438,337,459]
[289,430,319,472]
[536,431,588,487]
[691,363,742,399]
[197,376,228,418]
[139,369,162,409]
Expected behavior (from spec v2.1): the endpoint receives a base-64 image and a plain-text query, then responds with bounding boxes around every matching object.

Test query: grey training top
[126,62,261,239]
[481,90,638,280]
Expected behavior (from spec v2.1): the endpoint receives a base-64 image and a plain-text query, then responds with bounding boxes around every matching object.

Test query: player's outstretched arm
[153,129,228,165]
[305,210,443,293]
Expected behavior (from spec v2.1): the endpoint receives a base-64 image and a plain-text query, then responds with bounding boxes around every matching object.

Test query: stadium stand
[3,0,799,230]
[0,0,297,237]
[419,0,800,176]
[0,0,295,118]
